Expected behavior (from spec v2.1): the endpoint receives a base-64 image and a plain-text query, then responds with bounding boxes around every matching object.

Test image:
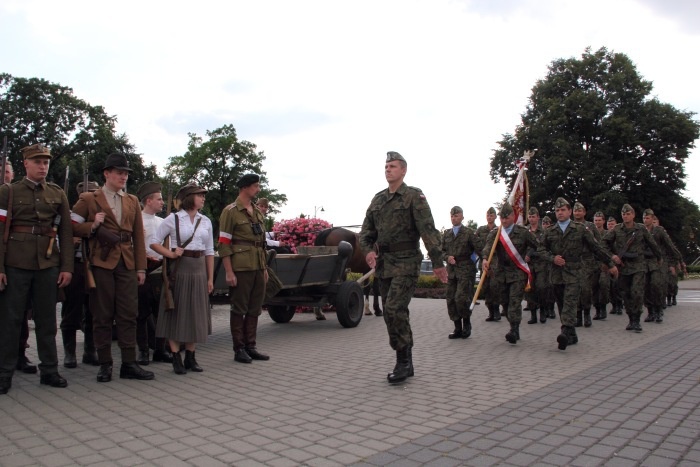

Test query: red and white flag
[499,227,532,290]
[508,157,529,226]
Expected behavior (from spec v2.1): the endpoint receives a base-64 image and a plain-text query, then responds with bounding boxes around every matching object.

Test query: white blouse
[151,210,215,256]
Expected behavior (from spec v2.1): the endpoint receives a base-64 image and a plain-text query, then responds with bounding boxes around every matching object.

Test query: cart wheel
[268,305,296,323]
[335,281,363,328]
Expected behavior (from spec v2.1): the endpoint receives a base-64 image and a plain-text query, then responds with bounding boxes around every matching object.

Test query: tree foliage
[491,47,700,258]
[165,124,287,233]
[0,73,157,204]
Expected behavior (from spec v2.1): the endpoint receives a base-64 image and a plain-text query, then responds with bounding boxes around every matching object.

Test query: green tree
[491,47,700,258]
[0,73,157,203]
[165,124,287,233]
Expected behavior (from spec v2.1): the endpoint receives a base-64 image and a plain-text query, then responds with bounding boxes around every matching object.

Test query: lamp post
[314,206,325,218]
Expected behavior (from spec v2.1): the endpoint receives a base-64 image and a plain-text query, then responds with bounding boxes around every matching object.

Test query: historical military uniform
[643,210,680,323]
[360,151,444,383]
[0,144,74,393]
[538,198,615,350]
[482,203,538,344]
[475,207,500,321]
[71,153,153,383]
[441,206,481,339]
[218,173,269,364]
[602,204,662,332]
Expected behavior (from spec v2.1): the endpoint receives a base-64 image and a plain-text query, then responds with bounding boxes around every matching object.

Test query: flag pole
[470,224,501,311]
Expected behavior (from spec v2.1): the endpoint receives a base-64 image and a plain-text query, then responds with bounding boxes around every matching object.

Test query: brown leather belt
[377,241,419,253]
[231,239,265,248]
[116,232,132,243]
[176,250,206,258]
[11,225,56,237]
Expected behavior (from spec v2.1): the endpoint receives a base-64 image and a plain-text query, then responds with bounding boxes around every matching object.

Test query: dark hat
[137,181,162,201]
[528,207,539,216]
[176,183,207,201]
[386,151,406,164]
[487,207,497,215]
[499,202,513,218]
[237,173,260,188]
[573,202,586,211]
[450,206,463,215]
[554,197,570,209]
[103,153,132,172]
[542,215,552,224]
[621,204,634,214]
[21,144,52,160]
[77,181,100,194]
[643,208,654,217]
[594,211,605,218]
[608,216,616,222]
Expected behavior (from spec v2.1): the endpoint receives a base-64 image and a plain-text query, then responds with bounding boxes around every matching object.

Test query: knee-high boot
[231,314,251,363]
[244,315,269,360]
[62,329,77,368]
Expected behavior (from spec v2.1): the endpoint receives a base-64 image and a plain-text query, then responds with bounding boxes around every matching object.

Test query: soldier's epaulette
[222,203,236,212]
[47,181,62,189]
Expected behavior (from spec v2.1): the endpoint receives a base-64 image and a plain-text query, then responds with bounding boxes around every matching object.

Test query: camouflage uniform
[606,217,624,314]
[525,221,552,324]
[602,205,662,332]
[475,207,499,321]
[643,210,681,322]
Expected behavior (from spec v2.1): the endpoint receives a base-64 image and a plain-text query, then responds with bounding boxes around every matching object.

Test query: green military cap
[137,181,162,201]
[621,204,634,214]
[386,151,406,163]
[499,202,513,218]
[554,197,570,209]
[573,202,586,211]
[643,208,654,217]
[594,211,604,218]
[608,216,616,222]
[450,206,463,215]
[176,182,207,201]
[528,207,539,216]
[77,181,100,194]
[487,207,496,215]
[237,173,260,188]
[21,143,52,160]
[542,215,552,224]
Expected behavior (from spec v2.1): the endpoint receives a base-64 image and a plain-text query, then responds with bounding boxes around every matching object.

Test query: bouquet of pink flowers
[273,217,332,253]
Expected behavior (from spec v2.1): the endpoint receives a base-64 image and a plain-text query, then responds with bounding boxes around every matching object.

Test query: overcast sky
[1,0,698,231]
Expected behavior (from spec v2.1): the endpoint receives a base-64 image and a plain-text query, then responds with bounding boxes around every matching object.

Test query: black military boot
[485,306,496,322]
[667,295,672,306]
[527,310,538,324]
[505,322,519,344]
[82,323,99,366]
[548,305,556,319]
[644,308,655,322]
[119,362,155,380]
[539,308,547,323]
[575,309,583,327]
[656,306,664,323]
[625,314,635,331]
[592,306,602,320]
[462,316,472,339]
[16,352,37,374]
[567,326,578,345]
[137,349,150,366]
[583,309,592,328]
[672,295,677,306]
[599,305,607,320]
[407,345,414,376]
[448,319,463,339]
[387,349,411,384]
[184,350,203,372]
[632,315,643,333]
[557,326,569,350]
[62,330,77,369]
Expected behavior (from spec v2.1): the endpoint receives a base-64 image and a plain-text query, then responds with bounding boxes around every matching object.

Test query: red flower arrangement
[273,217,332,253]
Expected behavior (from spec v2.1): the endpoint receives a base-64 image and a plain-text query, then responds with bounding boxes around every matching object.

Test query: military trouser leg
[379,275,417,352]
[230,270,265,351]
[553,281,580,327]
[505,278,526,324]
[446,278,459,322]
[645,268,665,309]
[619,272,645,317]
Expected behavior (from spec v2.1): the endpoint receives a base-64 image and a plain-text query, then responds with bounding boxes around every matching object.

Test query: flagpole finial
[522,150,534,162]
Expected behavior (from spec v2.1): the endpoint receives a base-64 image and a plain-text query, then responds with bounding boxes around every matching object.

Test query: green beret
[643,208,654,217]
[237,173,260,188]
[499,202,513,218]
[528,207,539,216]
[450,206,463,215]
[554,197,570,209]
[137,181,162,201]
[573,202,585,211]
[621,204,634,214]
[487,207,497,215]
[386,151,406,164]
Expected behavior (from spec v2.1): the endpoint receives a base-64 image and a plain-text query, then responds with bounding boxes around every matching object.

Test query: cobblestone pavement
[1,282,698,466]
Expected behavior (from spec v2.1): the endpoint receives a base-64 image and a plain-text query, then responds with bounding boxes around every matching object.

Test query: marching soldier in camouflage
[606,216,624,314]
[573,202,601,328]
[540,215,557,318]
[524,207,551,324]
[653,216,684,307]
[602,204,662,332]
[538,198,617,350]
[360,151,447,384]
[592,211,610,320]
[481,202,538,345]
[475,207,500,322]
[0,144,74,394]
[642,209,681,323]
[442,206,481,339]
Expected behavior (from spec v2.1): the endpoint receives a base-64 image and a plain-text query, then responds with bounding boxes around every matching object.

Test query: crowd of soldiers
[441,198,686,351]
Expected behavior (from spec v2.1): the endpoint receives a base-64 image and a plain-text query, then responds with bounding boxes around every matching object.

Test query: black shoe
[387,350,411,384]
[626,317,634,331]
[599,306,607,320]
[184,351,203,372]
[16,355,38,374]
[63,351,77,369]
[462,318,471,339]
[448,320,463,339]
[374,310,383,317]
[644,312,655,322]
[583,309,592,328]
[82,351,100,366]
[672,296,677,306]
[548,306,556,319]
[119,362,155,380]
[592,307,602,320]
[246,347,269,361]
[575,310,583,327]
[539,309,547,323]
[0,377,11,394]
[40,373,68,388]
[505,323,519,344]
[97,363,113,383]
[632,318,643,333]
[568,326,578,345]
[137,350,150,366]
[152,350,174,363]
[234,349,252,364]
[667,296,672,306]
[557,327,568,350]
[172,352,187,375]
[527,310,538,324]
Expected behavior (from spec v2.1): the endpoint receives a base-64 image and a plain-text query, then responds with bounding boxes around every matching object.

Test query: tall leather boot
[527,310,538,324]
[505,322,519,344]
[462,315,471,339]
[244,315,269,360]
[387,349,411,383]
[583,308,592,328]
[655,306,664,323]
[231,313,251,363]
[448,319,463,339]
[539,307,547,323]
[62,329,77,369]
[82,320,99,366]
[575,309,583,327]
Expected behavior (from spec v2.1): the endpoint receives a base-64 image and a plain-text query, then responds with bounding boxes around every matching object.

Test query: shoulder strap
[174,213,202,249]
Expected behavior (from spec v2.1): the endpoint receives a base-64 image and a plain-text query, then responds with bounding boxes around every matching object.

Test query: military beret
[573,202,585,211]
[554,197,570,209]
[450,206,463,215]
[386,151,406,164]
[103,153,132,172]
[77,181,100,194]
[594,211,605,218]
[137,181,162,201]
[499,202,513,218]
[237,173,260,188]
[643,208,654,217]
[487,207,497,215]
[542,215,552,224]
[608,216,616,222]
[21,143,52,160]
[528,207,539,216]
[621,204,634,214]
[176,183,207,201]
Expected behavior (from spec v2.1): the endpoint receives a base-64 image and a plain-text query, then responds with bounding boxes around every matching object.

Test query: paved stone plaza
[1,281,698,466]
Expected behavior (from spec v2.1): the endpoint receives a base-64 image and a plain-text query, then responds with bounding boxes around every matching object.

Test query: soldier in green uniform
[218,173,270,364]
[524,207,551,324]
[360,151,447,384]
[481,202,538,345]
[592,211,610,320]
[573,202,601,328]
[602,204,662,332]
[642,209,681,323]
[538,198,617,350]
[540,215,557,319]
[475,207,500,322]
[653,216,684,308]
[441,206,481,339]
[606,216,624,314]
[0,144,74,394]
